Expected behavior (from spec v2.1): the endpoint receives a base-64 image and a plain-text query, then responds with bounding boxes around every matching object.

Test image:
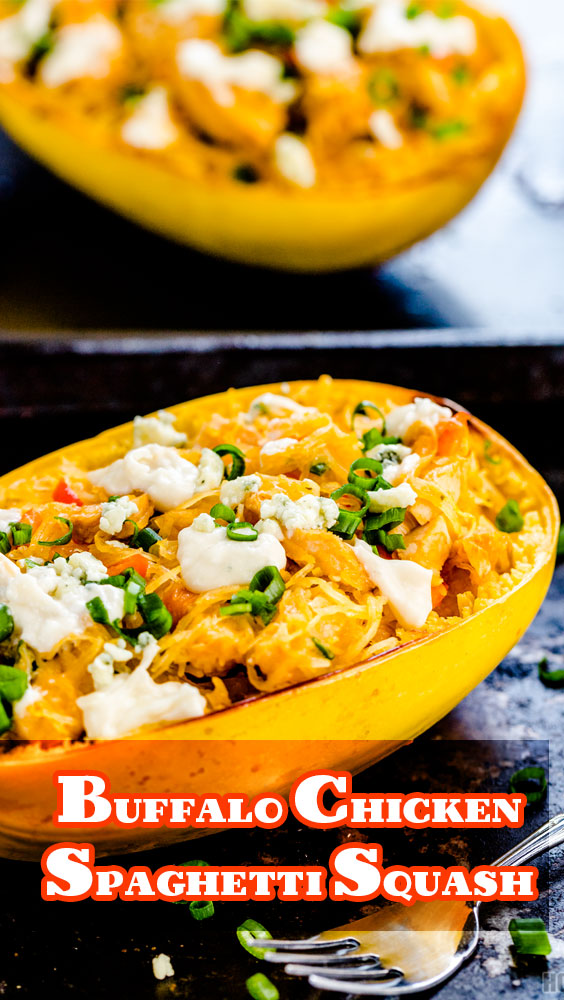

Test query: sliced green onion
[0,604,14,643]
[405,1,423,17]
[509,917,551,956]
[362,428,400,452]
[496,500,524,534]
[451,63,470,85]
[237,919,273,958]
[226,522,259,542]
[137,592,173,639]
[9,523,32,546]
[437,1,455,16]
[246,973,280,1000]
[220,601,254,617]
[38,516,73,547]
[172,860,209,903]
[509,766,547,805]
[312,638,335,660]
[125,519,140,544]
[87,596,110,625]
[0,532,11,555]
[233,163,259,184]
[0,700,11,736]
[309,461,329,476]
[538,657,564,689]
[133,526,161,551]
[331,484,369,517]
[367,68,399,105]
[0,664,27,703]
[326,6,361,35]
[249,566,285,605]
[210,503,236,524]
[363,508,406,543]
[484,441,501,465]
[373,530,406,553]
[189,899,215,921]
[431,119,467,141]
[213,443,246,481]
[348,457,383,491]
[557,524,564,558]
[330,510,363,540]
[352,400,386,434]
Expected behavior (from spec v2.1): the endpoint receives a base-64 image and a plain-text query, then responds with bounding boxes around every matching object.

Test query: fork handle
[491,812,564,867]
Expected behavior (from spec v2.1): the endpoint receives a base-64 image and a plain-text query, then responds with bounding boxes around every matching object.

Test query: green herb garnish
[496,500,524,534]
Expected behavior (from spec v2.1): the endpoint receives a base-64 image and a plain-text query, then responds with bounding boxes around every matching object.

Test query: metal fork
[263,813,564,995]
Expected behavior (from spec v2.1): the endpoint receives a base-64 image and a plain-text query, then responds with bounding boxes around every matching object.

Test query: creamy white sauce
[368,482,417,512]
[353,538,432,629]
[369,108,403,149]
[156,0,225,22]
[40,16,122,88]
[177,38,295,107]
[122,88,179,151]
[89,444,199,512]
[133,410,187,448]
[359,1,477,58]
[77,637,206,739]
[274,134,317,188]
[195,448,225,492]
[0,552,124,654]
[260,436,299,457]
[386,397,453,441]
[294,19,353,75]
[260,492,338,535]
[0,508,22,534]
[248,392,311,418]
[0,0,53,78]
[100,497,138,535]
[220,474,261,508]
[244,0,327,21]
[177,522,286,592]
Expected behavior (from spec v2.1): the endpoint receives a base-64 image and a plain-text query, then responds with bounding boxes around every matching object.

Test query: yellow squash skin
[0,381,558,859]
[0,8,525,271]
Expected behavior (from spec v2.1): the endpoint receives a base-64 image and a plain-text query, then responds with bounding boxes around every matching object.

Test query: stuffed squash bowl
[0,378,557,858]
[0,0,524,270]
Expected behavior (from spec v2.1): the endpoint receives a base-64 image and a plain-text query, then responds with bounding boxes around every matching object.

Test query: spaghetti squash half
[0,378,557,746]
[0,0,525,268]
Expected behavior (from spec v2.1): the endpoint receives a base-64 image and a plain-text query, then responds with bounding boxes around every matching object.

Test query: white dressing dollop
[353,538,432,629]
[0,0,53,78]
[294,19,353,75]
[40,16,122,87]
[133,410,187,448]
[77,637,207,739]
[89,443,200,511]
[0,508,22,534]
[274,134,317,188]
[385,397,453,441]
[369,109,403,149]
[0,553,124,654]
[122,89,179,151]
[247,392,312,418]
[177,39,295,107]
[177,522,286,592]
[359,2,477,58]
[368,482,417,512]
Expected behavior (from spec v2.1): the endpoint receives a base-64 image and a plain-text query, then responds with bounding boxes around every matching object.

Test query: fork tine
[265,937,359,952]
[286,962,387,979]
[265,949,367,966]
[308,970,405,995]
